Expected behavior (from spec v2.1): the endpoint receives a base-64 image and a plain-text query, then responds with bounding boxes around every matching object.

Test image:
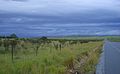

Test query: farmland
[0,37,103,74]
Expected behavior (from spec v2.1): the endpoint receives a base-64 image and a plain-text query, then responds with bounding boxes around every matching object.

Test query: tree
[35,43,39,56]
[32,39,40,56]
[53,42,59,50]
[10,33,18,38]
[0,39,2,47]
[59,40,66,50]
[59,44,62,51]
[40,36,47,40]
[40,36,48,45]
[3,39,10,52]
[10,39,18,61]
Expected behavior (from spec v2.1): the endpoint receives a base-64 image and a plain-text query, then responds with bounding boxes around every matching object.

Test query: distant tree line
[0,33,18,38]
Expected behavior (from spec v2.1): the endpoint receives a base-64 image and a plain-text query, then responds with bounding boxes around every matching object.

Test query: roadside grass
[0,40,103,74]
[79,45,102,74]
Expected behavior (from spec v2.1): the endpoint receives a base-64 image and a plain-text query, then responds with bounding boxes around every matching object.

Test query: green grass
[0,39,103,74]
[107,36,120,42]
[49,36,120,41]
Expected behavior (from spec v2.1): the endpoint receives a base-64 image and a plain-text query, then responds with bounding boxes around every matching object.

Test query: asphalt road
[96,41,120,74]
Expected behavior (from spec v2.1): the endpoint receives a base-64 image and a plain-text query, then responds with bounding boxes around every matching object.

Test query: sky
[0,0,120,37]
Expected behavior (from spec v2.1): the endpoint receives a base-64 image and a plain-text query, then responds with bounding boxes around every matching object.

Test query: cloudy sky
[0,0,120,37]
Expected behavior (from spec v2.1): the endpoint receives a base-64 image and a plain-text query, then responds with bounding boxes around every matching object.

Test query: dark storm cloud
[0,0,120,37]
[0,9,120,24]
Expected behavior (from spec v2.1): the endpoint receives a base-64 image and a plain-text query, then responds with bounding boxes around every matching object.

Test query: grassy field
[50,36,120,42]
[0,38,103,74]
[107,36,120,42]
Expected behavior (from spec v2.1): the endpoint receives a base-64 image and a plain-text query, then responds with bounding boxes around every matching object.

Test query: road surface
[96,41,120,74]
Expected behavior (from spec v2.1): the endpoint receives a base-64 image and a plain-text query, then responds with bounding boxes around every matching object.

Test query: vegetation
[50,35,120,41]
[107,36,120,42]
[0,33,18,38]
[0,35,103,74]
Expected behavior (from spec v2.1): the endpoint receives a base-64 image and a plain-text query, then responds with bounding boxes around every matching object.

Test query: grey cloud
[0,10,120,24]
[0,0,120,37]
[0,0,120,16]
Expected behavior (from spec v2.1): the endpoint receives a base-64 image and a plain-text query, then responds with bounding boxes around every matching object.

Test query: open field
[107,36,120,42]
[49,36,120,42]
[0,37,103,74]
